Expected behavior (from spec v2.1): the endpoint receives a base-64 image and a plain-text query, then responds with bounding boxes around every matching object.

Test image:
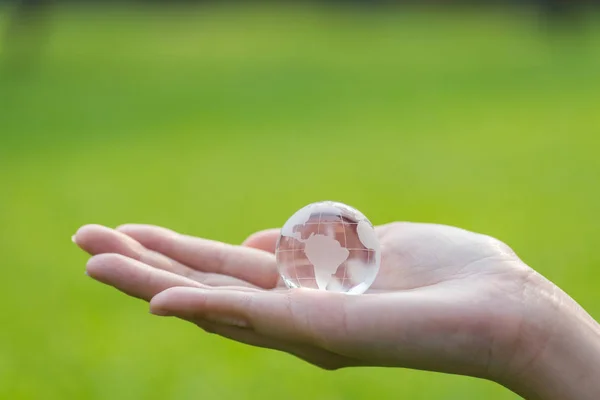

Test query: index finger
[241,228,280,254]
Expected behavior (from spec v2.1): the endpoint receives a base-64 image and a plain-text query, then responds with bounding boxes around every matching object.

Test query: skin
[73,222,600,399]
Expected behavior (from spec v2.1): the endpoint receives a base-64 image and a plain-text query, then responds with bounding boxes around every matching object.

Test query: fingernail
[205,314,249,328]
[150,308,171,317]
[71,235,77,243]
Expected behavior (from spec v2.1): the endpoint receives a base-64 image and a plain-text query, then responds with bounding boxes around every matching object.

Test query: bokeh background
[1,1,599,399]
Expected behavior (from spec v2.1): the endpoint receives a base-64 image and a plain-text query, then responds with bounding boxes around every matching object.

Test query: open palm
[75,222,540,385]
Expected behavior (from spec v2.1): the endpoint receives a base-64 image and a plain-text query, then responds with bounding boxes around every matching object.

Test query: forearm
[504,284,600,400]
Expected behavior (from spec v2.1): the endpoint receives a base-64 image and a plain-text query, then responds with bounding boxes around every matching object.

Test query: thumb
[149,286,488,377]
[149,286,356,348]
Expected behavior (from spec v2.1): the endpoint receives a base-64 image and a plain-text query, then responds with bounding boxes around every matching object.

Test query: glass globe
[275,201,381,295]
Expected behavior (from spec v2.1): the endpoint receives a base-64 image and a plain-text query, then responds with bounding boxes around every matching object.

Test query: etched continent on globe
[276,201,381,294]
[302,233,349,290]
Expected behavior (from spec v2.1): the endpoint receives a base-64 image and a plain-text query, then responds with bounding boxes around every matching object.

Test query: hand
[74,222,600,399]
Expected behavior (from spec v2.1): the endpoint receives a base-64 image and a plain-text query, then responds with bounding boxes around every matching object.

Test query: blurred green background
[1,3,599,399]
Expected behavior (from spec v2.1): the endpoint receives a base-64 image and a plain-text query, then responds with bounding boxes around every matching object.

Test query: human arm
[73,222,600,399]
[497,272,600,400]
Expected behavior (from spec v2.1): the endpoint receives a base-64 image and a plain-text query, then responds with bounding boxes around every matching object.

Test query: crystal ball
[275,201,381,294]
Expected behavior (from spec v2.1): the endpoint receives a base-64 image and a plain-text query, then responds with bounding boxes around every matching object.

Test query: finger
[241,228,280,254]
[75,225,257,288]
[149,286,441,361]
[75,224,145,258]
[86,253,203,301]
[195,320,360,370]
[116,224,279,288]
[154,285,506,379]
[149,286,358,349]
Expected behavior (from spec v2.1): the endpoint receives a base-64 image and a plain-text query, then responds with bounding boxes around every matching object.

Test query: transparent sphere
[275,201,381,295]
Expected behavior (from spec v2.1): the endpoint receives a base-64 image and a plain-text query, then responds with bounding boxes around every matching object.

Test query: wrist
[500,273,600,400]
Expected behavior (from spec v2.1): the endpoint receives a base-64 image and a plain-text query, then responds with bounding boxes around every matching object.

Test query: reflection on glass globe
[275,201,381,295]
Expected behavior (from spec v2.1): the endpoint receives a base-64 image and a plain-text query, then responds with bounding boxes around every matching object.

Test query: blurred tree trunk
[1,0,53,73]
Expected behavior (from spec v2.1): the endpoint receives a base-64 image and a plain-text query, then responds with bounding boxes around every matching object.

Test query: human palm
[74,222,541,385]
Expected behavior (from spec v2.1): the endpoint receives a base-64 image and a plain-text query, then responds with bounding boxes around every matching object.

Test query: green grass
[1,4,599,399]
